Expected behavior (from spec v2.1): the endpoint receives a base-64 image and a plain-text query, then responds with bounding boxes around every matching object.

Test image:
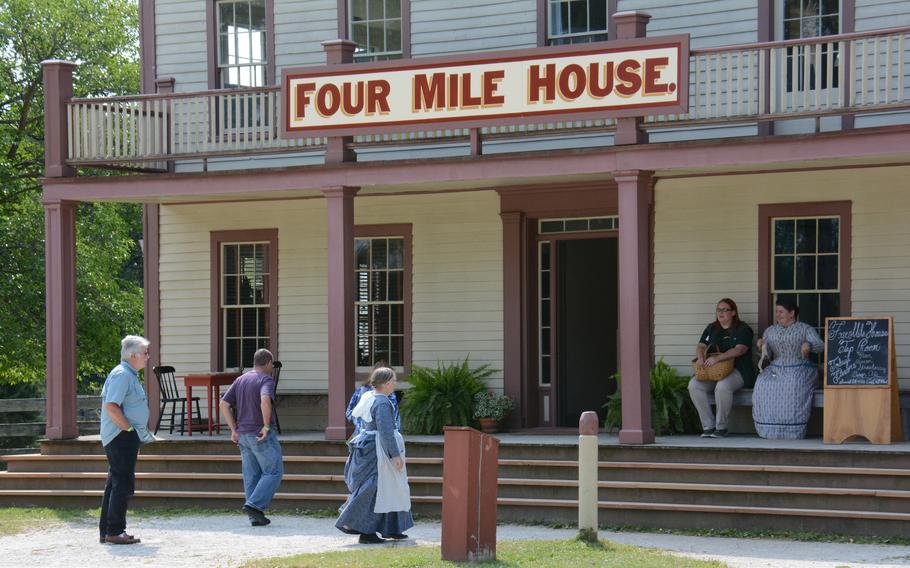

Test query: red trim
[42,126,910,203]
[139,0,156,94]
[757,201,852,334]
[209,228,279,371]
[281,36,690,138]
[207,0,276,89]
[42,61,76,179]
[142,204,161,426]
[353,223,413,380]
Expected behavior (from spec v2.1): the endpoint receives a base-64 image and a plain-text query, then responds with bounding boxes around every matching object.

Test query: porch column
[322,40,357,164]
[44,199,79,439]
[501,211,526,429]
[42,60,77,178]
[612,12,650,146]
[615,170,655,445]
[323,186,359,440]
[143,204,161,428]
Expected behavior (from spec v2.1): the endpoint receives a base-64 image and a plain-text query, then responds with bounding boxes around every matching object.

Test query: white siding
[411,0,537,57]
[158,190,504,392]
[653,165,910,389]
[274,0,337,73]
[855,0,910,31]
[155,0,208,92]
[619,0,757,48]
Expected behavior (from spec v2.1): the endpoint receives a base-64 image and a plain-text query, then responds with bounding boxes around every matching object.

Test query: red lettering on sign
[316,83,341,117]
[615,59,642,97]
[529,63,556,103]
[558,64,586,100]
[483,70,505,105]
[588,61,614,98]
[414,73,445,111]
[367,80,391,114]
[295,82,316,118]
[643,57,671,95]
[461,73,482,107]
[342,82,365,115]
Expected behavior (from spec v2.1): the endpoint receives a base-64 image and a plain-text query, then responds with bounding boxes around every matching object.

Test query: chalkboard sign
[824,317,892,387]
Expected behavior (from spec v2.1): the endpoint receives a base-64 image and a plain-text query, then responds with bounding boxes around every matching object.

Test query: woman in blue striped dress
[752,300,825,439]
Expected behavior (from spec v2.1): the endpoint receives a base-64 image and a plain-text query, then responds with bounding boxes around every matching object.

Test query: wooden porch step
[3,470,909,499]
[1,488,908,523]
[601,461,910,477]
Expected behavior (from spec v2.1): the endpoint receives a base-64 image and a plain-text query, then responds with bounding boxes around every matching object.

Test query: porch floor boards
[2,433,910,537]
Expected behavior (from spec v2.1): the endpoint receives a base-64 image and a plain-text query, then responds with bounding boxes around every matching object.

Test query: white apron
[350,391,412,513]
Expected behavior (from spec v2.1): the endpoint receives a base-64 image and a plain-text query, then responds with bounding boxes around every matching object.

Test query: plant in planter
[399,358,496,434]
[602,358,701,436]
[473,391,514,433]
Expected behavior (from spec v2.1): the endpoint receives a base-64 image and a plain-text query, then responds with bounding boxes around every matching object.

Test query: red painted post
[44,199,79,440]
[143,204,161,429]
[323,186,358,440]
[615,170,655,445]
[612,13,651,146]
[42,60,77,178]
[441,427,499,562]
[322,40,357,163]
[500,211,526,429]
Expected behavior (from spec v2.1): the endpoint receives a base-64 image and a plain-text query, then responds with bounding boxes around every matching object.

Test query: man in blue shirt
[220,348,283,526]
[99,335,154,545]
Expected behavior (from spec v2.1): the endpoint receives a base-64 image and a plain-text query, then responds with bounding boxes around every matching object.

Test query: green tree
[0,0,143,396]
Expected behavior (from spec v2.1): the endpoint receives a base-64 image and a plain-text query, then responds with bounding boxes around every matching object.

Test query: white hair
[121,335,150,360]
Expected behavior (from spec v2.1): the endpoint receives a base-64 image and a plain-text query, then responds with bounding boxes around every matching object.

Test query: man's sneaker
[700,428,716,438]
[710,429,728,438]
[242,504,270,526]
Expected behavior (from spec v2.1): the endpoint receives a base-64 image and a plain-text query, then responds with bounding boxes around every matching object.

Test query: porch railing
[0,396,101,440]
[65,27,910,167]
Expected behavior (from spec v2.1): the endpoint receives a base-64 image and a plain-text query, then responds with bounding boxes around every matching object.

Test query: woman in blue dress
[345,371,400,436]
[336,367,413,544]
[752,300,825,439]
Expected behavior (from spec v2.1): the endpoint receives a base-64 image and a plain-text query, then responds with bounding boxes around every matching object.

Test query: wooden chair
[152,365,202,435]
[272,361,282,434]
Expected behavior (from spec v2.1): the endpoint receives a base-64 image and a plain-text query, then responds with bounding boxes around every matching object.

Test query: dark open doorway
[555,238,618,427]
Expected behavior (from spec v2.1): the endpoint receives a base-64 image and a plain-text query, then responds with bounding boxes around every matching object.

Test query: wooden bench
[706,389,910,439]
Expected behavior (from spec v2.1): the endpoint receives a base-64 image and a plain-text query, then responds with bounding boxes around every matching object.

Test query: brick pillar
[45,199,79,440]
[612,13,650,146]
[322,40,357,164]
[323,186,359,440]
[42,60,77,178]
[615,170,655,445]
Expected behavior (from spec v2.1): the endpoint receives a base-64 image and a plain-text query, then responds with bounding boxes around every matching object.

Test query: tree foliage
[0,0,143,396]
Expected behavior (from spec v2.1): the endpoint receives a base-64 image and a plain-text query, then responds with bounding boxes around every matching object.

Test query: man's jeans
[100,429,141,538]
[238,430,283,511]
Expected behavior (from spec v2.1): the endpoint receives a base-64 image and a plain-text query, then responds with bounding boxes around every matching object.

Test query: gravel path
[2,514,909,568]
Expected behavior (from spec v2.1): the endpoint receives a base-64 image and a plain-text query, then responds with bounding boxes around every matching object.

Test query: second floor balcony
[57,26,910,172]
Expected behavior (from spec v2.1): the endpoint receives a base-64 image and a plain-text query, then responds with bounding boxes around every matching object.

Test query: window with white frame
[217,0,268,88]
[355,236,405,368]
[221,242,271,369]
[780,0,840,91]
[547,0,608,45]
[350,0,402,62]
[771,216,841,338]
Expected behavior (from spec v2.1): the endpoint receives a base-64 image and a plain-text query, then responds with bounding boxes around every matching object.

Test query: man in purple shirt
[220,348,283,526]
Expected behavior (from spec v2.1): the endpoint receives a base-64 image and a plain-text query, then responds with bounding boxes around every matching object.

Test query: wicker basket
[692,352,734,382]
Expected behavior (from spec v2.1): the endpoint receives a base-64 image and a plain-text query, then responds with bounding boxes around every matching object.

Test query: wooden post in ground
[577,411,599,541]
[441,426,500,562]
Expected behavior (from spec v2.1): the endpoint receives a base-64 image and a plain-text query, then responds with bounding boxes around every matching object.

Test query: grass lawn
[241,538,727,568]
[0,508,94,536]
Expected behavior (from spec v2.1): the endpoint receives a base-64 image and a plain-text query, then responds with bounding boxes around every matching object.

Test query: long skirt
[752,363,818,439]
[334,436,414,536]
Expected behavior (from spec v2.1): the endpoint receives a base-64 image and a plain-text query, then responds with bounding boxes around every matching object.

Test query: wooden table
[183,372,241,436]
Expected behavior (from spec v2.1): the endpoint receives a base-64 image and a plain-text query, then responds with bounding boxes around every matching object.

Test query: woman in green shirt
[688,298,755,438]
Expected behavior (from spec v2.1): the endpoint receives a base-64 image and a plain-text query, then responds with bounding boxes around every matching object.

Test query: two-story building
[41,0,910,442]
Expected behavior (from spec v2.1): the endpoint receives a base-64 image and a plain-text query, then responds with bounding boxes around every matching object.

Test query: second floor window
[350,0,402,62]
[782,0,840,91]
[547,0,608,45]
[217,0,268,88]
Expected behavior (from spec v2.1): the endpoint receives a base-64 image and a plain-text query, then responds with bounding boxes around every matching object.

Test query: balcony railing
[65,27,910,169]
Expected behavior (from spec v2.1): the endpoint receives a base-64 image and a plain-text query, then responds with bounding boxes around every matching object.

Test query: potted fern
[399,358,497,434]
[473,391,514,433]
